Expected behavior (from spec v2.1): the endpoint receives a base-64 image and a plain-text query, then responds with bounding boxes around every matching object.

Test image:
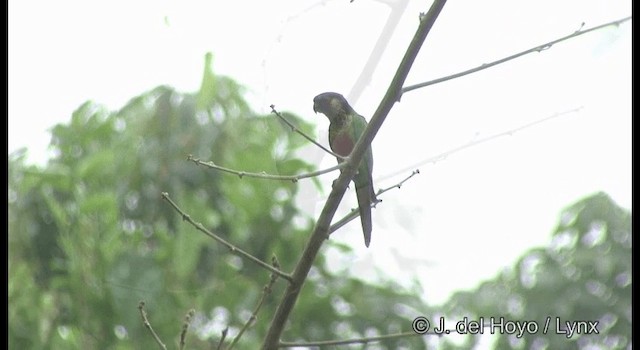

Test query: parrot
[313,92,378,247]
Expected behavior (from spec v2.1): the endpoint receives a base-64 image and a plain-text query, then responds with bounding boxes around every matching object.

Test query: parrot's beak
[313,104,317,114]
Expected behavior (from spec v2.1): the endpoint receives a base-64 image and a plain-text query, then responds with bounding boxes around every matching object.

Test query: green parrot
[313,92,378,247]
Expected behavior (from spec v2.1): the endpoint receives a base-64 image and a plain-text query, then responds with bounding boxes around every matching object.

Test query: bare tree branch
[138,301,168,350]
[179,309,195,350]
[215,328,229,350]
[381,106,584,181]
[227,257,281,350]
[187,154,344,182]
[161,192,293,282]
[261,2,448,349]
[328,169,419,234]
[270,105,345,160]
[401,16,632,95]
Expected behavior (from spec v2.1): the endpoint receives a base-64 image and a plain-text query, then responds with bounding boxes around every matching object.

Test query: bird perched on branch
[313,92,378,247]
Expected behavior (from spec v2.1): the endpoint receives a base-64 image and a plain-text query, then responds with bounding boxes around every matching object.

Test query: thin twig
[161,192,293,282]
[401,16,632,95]
[138,301,168,350]
[227,257,281,350]
[188,154,344,182]
[270,105,345,160]
[328,170,420,234]
[261,3,448,349]
[215,328,229,350]
[179,309,195,350]
[378,169,420,194]
[382,106,583,181]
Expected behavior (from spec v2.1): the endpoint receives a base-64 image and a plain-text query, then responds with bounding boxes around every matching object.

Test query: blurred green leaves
[8,54,431,349]
[439,192,631,349]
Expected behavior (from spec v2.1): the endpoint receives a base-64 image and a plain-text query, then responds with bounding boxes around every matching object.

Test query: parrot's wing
[350,114,376,198]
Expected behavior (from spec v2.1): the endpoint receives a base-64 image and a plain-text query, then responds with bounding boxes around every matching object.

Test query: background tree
[8,57,432,349]
[437,192,631,349]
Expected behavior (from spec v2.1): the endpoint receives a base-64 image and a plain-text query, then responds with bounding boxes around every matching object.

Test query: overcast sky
[9,0,631,305]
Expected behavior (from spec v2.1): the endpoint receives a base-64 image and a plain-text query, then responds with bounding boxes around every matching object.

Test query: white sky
[9,0,631,306]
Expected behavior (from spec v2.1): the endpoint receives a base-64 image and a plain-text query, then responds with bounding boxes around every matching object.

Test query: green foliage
[8,56,431,349]
[439,192,631,349]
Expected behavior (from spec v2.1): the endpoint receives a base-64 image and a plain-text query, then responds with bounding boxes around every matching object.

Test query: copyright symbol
[412,316,430,334]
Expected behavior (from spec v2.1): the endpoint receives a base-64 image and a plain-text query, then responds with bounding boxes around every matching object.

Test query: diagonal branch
[260,2,448,349]
[161,192,293,282]
[215,328,229,350]
[401,16,632,95]
[270,105,345,160]
[328,169,419,234]
[381,106,583,180]
[226,257,281,350]
[138,301,167,350]
[179,309,195,350]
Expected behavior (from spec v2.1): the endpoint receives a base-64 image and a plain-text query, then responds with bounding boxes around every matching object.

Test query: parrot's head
[313,92,354,121]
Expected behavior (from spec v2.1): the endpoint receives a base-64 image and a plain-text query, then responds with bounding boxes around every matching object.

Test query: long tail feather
[356,185,372,247]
